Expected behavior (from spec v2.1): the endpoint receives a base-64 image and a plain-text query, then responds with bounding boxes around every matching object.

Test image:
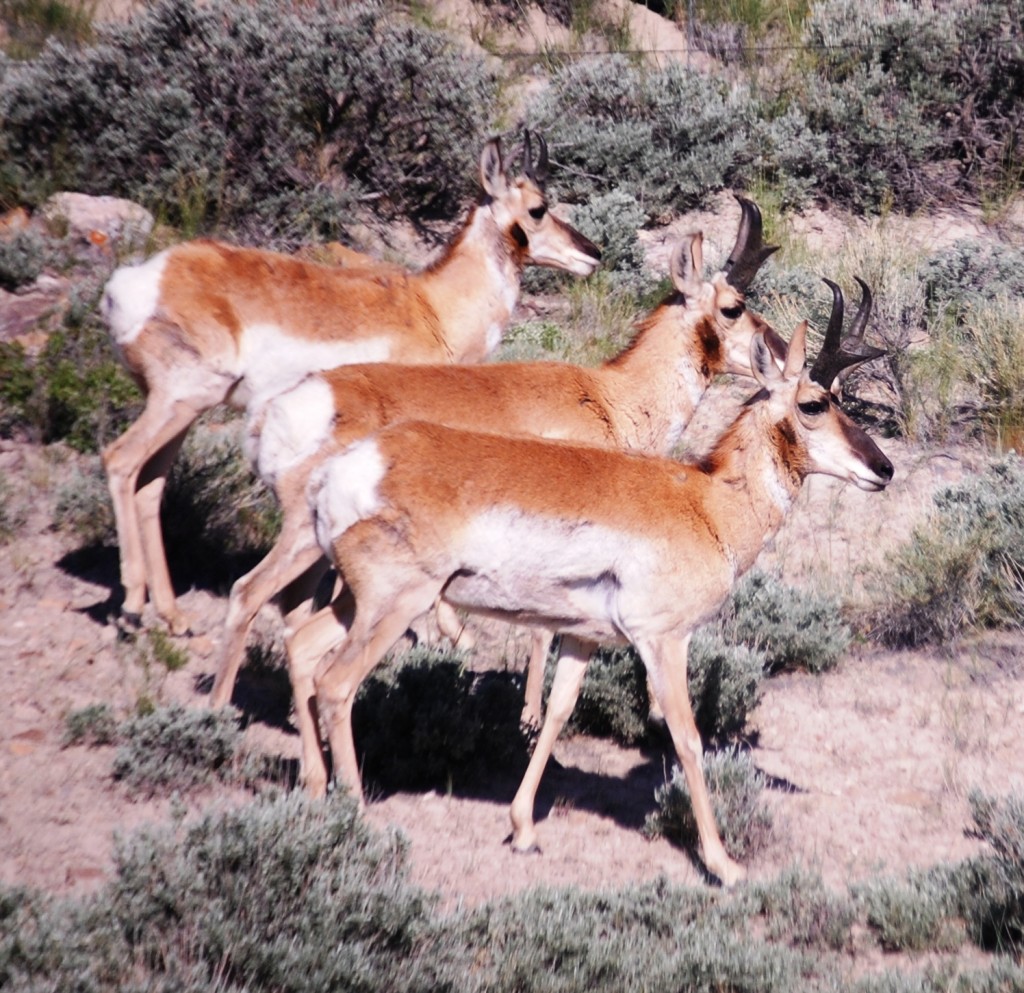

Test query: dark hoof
[117,611,143,633]
[504,834,542,855]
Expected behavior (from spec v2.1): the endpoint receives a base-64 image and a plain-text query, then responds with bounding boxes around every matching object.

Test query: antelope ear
[669,234,704,298]
[480,138,507,198]
[751,331,783,387]
[783,320,808,378]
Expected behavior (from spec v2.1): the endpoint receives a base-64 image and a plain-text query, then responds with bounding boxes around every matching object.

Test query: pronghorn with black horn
[208,200,783,788]
[100,131,600,635]
[295,281,892,887]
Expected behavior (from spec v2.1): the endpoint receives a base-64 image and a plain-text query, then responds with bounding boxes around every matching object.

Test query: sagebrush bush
[0,0,497,241]
[0,0,95,58]
[752,867,856,952]
[645,746,775,863]
[161,422,281,581]
[112,703,243,796]
[870,456,1024,646]
[786,0,1024,211]
[52,458,115,546]
[568,190,657,296]
[527,57,752,223]
[63,702,118,747]
[353,646,528,793]
[0,792,452,993]
[0,470,26,542]
[923,240,1024,321]
[719,569,851,674]
[950,790,1024,955]
[0,227,44,290]
[687,630,766,742]
[2,290,143,451]
[856,869,965,953]
[557,630,764,748]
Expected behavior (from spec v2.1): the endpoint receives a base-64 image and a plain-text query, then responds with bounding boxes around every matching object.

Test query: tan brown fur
[101,135,599,634]
[209,228,787,780]
[293,320,892,888]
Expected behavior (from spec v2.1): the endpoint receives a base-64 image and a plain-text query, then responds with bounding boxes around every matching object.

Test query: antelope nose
[877,457,894,483]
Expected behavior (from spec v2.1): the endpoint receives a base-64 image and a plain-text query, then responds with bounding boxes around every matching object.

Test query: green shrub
[857,869,965,953]
[527,57,752,223]
[752,866,856,951]
[0,0,95,59]
[353,646,528,793]
[752,1,1024,214]
[465,878,804,993]
[645,746,775,863]
[0,0,496,241]
[950,790,1024,955]
[112,703,243,796]
[688,631,766,742]
[52,458,115,546]
[720,569,851,674]
[4,292,143,451]
[569,190,656,295]
[923,240,1024,321]
[557,631,763,748]
[63,702,118,747]
[870,456,1024,646]
[0,227,44,290]
[0,793,450,993]
[161,422,281,578]
[0,470,26,543]
[0,342,35,438]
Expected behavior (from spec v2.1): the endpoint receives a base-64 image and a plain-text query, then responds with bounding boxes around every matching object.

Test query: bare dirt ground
[2,424,1022,917]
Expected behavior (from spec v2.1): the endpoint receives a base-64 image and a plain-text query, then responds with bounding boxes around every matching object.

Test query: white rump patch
[251,375,336,486]
[240,324,391,413]
[101,250,169,346]
[309,438,386,555]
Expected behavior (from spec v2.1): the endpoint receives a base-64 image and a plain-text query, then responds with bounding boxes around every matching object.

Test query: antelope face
[668,230,787,380]
[708,273,789,376]
[793,376,894,491]
[752,321,894,492]
[480,132,602,277]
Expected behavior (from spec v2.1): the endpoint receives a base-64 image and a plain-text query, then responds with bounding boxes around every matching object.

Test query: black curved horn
[522,130,549,187]
[723,196,780,291]
[809,277,886,389]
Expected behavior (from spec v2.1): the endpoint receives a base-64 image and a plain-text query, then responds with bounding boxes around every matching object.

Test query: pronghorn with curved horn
[208,200,783,788]
[295,282,893,887]
[100,132,600,635]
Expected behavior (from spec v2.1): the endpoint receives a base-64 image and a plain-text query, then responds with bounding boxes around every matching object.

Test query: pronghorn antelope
[100,132,600,635]
[296,286,893,887]
[208,200,783,781]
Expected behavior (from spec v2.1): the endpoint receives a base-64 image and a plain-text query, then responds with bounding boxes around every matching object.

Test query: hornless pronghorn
[208,201,784,780]
[295,287,893,887]
[100,132,601,634]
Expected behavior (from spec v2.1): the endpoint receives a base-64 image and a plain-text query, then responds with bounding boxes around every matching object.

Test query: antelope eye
[720,303,745,320]
[798,399,828,416]
[528,205,547,221]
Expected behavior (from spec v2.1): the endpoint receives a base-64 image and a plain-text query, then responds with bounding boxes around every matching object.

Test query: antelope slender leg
[135,427,190,634]
[435,599,475,650]
[508,635,593,852]
[211,510,326,707]
[520,628,555,729]
[315,580,440,803]
[638,633,744,887]
[286,596,355,798]
[102,396,205,627]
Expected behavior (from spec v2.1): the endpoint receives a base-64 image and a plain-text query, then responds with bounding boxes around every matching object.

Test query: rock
[0,275,72,349]
[41,192,153,253]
